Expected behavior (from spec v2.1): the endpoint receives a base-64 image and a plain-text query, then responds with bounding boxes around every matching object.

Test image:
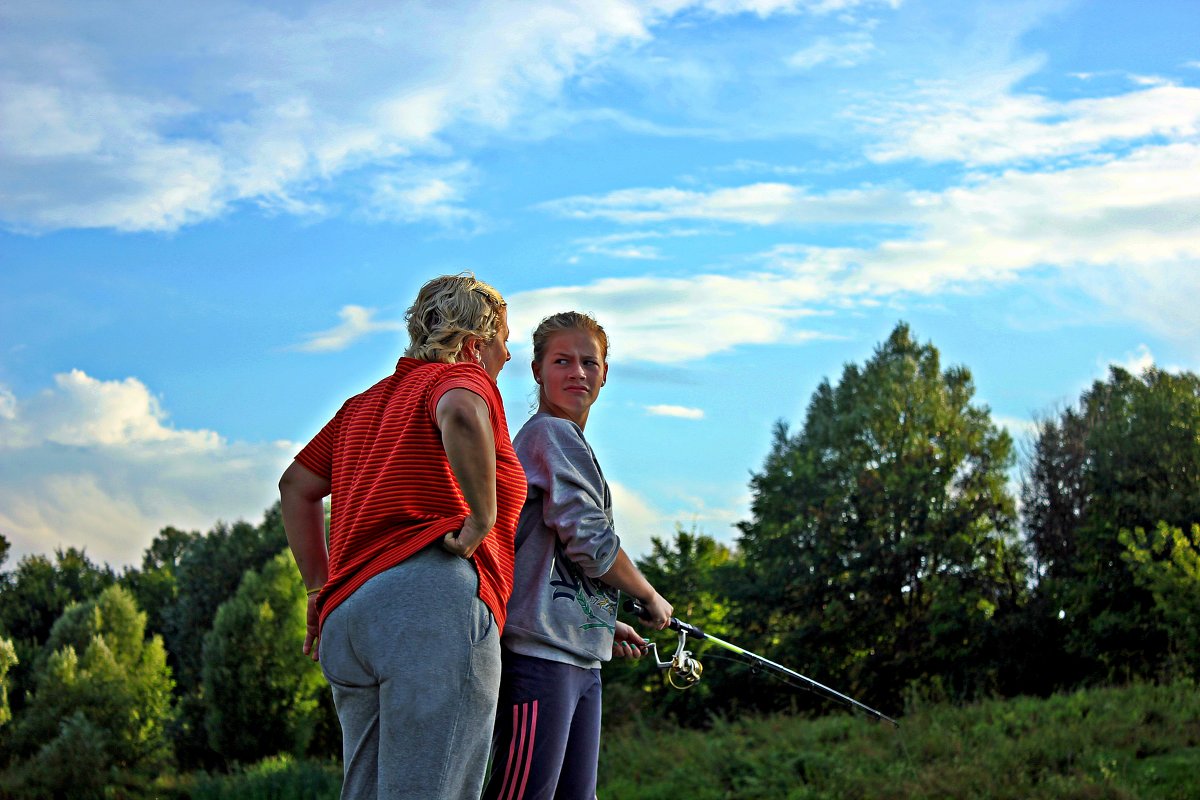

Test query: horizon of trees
[1,321,1197,796]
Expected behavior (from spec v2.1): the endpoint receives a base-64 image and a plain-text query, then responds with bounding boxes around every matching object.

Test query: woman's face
[533,328,608,428]
[477,307,511,381]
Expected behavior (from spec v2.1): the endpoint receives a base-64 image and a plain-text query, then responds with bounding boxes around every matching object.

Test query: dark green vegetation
[0,322,1196,797]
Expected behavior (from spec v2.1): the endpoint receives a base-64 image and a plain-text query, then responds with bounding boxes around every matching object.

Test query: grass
[597,681,1200,799]
[157,681,1199,799]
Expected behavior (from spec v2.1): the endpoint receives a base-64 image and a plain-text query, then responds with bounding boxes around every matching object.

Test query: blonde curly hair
[404,274,506,363]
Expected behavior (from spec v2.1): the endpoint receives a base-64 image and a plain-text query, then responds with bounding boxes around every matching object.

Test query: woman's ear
[531,360,543,384]
[461,336,481,363]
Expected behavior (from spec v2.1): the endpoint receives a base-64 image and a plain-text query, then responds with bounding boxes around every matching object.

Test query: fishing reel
[645,629,703,689]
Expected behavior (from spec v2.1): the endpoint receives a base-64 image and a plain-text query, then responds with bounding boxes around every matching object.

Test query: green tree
[1120,523,1200,680]
[0,637,16,728]
[120,525,200,644]
[607,528,737,725]
[1023,366,1200,682]
[6,585,174,796]
[163,506,289,768]
[0,547,114,719]
[201,550,329,764]
[732,323,1024,711]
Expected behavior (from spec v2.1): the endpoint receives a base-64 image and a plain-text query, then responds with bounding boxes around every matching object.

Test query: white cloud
[645,404,705,419]
[542,182,919,225]
[609,479,745,558]
[698,0,898,14]
[610,480,672,557]
[0,370,220,450]
[993,414,1038,444]
[1,0,880,233]
[1110,344,1156,377]
[786,31,876,70]
[365,161,482,228]
[527,138,1200,361]
[0,371,293,567]
[293,305,405,353]
[508,271,829,363]
[569,229,709,261]
[864,82,1200,166]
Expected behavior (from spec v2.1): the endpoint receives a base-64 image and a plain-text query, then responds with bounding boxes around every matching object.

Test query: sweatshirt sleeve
[518,416,620,578]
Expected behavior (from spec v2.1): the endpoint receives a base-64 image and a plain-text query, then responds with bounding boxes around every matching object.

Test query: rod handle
[623,599,707,639]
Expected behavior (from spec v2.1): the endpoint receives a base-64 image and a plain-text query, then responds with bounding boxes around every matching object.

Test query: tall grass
[598,681,1200,799]
[185,755,340,800]
[167,682,1199,799]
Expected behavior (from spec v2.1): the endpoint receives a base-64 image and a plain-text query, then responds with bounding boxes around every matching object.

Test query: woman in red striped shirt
[280,274,527,800]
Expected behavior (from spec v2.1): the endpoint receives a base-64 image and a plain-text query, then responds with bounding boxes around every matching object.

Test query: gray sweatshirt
[501,413,621,668]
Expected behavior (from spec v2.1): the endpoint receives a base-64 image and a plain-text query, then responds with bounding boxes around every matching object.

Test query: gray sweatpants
[320,544,501,799]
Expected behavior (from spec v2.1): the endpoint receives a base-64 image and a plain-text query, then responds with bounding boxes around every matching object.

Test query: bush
[188,755,341,800]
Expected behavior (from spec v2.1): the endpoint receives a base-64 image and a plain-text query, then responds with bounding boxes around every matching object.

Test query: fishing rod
[625,599,899,728]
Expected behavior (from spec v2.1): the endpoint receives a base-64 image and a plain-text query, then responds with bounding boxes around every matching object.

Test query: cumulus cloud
[292,305,406,353]
[1110,344,1156,377]
[0,371,293,567]
[645,404,705,419]
[609,479,744,557]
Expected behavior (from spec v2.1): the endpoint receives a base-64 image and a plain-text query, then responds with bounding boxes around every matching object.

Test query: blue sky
[2,0,1198,568]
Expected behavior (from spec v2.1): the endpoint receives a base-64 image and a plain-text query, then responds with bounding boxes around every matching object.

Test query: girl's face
[533,328,608,428]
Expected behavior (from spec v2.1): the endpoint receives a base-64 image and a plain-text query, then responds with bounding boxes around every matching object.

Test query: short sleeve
[294,400,350,479]
[426,364,498,424]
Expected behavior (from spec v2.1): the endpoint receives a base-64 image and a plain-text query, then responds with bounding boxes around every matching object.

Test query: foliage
[166,507,289,691]
[1023,366,1200,684]
[159,505,290,768]
[599,680,1200,800]
[187,755,341,800]
[731,323,1024,711]
[3,585,175,796]
[0,638,15,728]
[201,551,331,764]
[0,547,116,646]
[606,527,739,726]
[1120,523,1200,680]
[120,525,200,649]
[0,547,115,717]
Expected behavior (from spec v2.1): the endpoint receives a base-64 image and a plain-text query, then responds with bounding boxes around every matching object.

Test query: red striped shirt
[295,358,526,632]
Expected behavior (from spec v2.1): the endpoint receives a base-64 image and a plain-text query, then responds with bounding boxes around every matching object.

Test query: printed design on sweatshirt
[549,542,617,633]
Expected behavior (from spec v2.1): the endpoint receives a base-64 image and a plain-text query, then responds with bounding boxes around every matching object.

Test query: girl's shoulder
[515,413,586,448]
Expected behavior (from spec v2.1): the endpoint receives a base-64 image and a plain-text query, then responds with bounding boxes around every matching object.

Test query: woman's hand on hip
[442,515,492,558]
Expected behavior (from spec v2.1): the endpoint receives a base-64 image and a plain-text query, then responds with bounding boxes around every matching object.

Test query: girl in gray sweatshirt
[482,312,674,800]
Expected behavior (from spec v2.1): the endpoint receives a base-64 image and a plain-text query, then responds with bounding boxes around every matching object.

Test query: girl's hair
[531,311,610,364]
[404,273,506,363]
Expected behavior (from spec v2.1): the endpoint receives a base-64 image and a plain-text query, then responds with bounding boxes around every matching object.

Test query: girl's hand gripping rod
[625,599,899,727]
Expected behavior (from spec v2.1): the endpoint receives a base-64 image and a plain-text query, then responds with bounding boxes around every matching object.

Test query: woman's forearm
[279,460,331,590]
[436,388,497,554]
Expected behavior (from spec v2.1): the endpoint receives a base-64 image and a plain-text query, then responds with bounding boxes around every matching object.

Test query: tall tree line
[611,324,1200,724]
[0,508,337,797]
